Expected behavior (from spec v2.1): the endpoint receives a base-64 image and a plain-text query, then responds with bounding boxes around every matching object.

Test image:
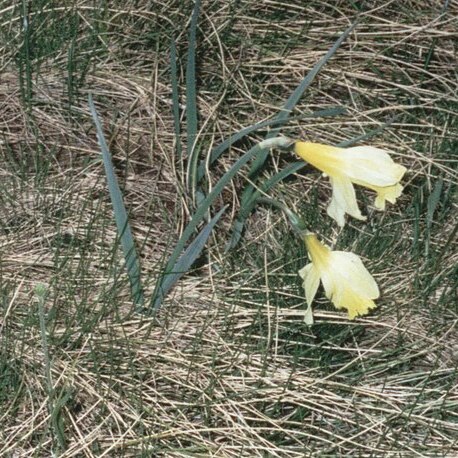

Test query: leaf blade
[227,21,358,249]
[185,0,201,194]
[150,137,292,311]
[170,38,182,160]
[88,94,144,305]
[196,107,345,183]
[152,206,226,310]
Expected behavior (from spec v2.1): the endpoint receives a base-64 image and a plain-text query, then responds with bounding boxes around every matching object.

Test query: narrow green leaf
[88,94,144,305]
[425,178,443,256]
[170,38,182,160]
[150,137,292,312]
[228,21,358,249]
[185,0,201,193]
[248,21,358,177]
[250,161,306,208]
[338,114,400,147]
[196,107,345,183]
[226,161,305,250]
[152,206,226,310]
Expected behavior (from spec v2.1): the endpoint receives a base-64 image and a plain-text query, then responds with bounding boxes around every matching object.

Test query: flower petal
[294,142,342,176]
[342,146,406,187]
[372,183,404,210]
[303,303,314,325]
[327,176,366,227]
[304,233,331,269]
[302,234,379,320]
[299,263,320,306]
[331,285,377,320]
[331,251,380,299]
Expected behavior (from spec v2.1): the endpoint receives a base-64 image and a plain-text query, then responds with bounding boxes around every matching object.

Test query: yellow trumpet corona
[294,142,406,227]
[299,233,379,321]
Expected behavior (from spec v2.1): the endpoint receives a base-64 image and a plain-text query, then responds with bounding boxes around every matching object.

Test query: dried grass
[0,0,457,456]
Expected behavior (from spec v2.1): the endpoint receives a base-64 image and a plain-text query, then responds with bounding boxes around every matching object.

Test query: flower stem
[255,197,309,236]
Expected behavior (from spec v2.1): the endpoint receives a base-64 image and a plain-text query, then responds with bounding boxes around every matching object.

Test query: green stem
[255,197,309,236]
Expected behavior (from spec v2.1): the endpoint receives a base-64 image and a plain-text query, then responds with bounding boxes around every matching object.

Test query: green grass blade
[425,178,443,257]
[226,161,305,250]
[251,161,305,204]
[196,107,345,183]
[185,0,201,193]
[152,206,226,310]
[248,161,306,209]
[88,94,144,306]
[170,38,182,160]
[338,115,400,147]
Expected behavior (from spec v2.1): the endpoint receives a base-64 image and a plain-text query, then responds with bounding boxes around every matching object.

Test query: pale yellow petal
[294,141,406,222]
[303,303,314,325]
[303,233,332,269]
[331,285,377,320]
[319,268,337,303]
[299,263,320,306]
[342,147,406,187]
[302,234,379,320]
[294,142,343,176]
[298,264,310,280]
[331,251,380,299]
[327,176,366,227]
[372,183,404,210]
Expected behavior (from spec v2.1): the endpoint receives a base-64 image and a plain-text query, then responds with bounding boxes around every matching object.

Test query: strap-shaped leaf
[88,94,144,305]
[226,161,306,250]
[185,0,201,193]
[150,136,292,312]
[170,38,182,160]
[152,206,226,310]
[228,21,358,249]
[196,107,345,183]
[425,178,443,256]
[248,21,358,178]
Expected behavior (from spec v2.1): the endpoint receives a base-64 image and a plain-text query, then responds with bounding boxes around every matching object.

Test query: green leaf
[88,94,144,306]
[228,21,358,249]
[425,178,443,256]
[427,179,443,227]
[170,38,182,160]
[196,107,345,183]
[185,0,201,194]
[248,21,358,178]
[226,161,306,250]
[338,114,400,147]
[149,137,292,312]
[152,206,226,310]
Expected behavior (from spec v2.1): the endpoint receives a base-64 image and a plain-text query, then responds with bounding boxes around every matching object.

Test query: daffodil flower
[294,142,407,226]
[299,233,379,322]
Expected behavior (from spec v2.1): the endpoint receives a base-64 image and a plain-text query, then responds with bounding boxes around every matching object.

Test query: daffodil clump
[261,138,406,323]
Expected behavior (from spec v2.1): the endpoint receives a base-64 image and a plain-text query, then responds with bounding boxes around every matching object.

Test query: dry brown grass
[0,1,457,456]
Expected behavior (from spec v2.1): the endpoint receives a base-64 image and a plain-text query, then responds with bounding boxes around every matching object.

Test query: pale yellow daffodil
[299,233,379,321]
[294,142,407,226]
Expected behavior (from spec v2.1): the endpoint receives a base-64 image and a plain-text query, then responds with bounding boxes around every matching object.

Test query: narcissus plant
[299,232,379,322]
[294,142,406,227]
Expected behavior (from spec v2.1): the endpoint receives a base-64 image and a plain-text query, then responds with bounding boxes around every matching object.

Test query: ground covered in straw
[0,1,457,456]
